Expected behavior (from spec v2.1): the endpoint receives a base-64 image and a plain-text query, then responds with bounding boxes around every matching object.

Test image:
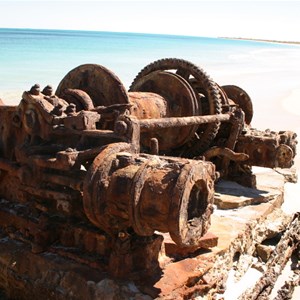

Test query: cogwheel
[130,58,222,156]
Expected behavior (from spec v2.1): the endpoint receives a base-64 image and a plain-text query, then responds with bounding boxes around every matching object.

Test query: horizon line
[1,27,300,45]
[0,27,218,40]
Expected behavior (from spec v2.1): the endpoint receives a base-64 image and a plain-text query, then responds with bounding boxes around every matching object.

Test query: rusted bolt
[150,138,159,155]
[51,103,64,116]
[114,120,128,135]
[29,84,40,95]
[42,85,53,96]
[12,114,21,127]
[118,231,129,240]
[25,109,36,129]
[116,152,133,168]
[66,103,76,115]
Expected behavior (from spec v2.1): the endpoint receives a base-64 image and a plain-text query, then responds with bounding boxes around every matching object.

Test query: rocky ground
[0,168,299,299]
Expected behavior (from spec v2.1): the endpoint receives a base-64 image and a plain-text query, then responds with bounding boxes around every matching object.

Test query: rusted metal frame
[28,146,107,171]
[114,116,141,153]
[235,129,296,169]
[0,105,16,111]
[0,201,49,250]
[22,92,58,125]
[49,246,107,270]
[59,224,108,253]
[0,59,297,290]
[52,127,121,139]
[31,155,76,170]
[0,212,36,247]
[41,173,83,191]
[77,146,117,162]
[0,199,108,261]
[221,109,245,176]
[20,144,67,156]
[52,121,138,152]
[19,185,76,201]
[0,198,108,254]
[137,113,231,131]
[0,203,37,229]
[203,147,249,162]
[0,158,19,175]
[19,144,130,175]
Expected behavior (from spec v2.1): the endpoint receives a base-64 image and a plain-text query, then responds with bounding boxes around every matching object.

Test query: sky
[0,0,300,41]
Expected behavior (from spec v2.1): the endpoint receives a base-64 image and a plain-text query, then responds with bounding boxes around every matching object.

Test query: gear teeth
[130,58,222,156]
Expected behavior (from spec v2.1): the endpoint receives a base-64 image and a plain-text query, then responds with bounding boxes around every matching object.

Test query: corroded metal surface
[83,144,215,246]
[236,128,297,169]
[56,63,129,107]
[129,70,199,150]
[0,58,297,298]
[221,84,253,125]
[130,58,222,156]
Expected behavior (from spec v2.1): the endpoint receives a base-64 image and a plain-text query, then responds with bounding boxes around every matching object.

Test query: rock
[256,244,274,262]
[162,232,218,257]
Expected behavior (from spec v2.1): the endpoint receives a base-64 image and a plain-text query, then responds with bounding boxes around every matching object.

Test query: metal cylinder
[83,143,215,247]
[128,92,167,120]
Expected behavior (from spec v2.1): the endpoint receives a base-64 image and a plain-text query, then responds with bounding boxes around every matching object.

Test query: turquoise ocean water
[0,28,299,100]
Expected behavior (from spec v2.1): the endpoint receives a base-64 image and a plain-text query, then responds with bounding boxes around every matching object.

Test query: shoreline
[220,37,300,45]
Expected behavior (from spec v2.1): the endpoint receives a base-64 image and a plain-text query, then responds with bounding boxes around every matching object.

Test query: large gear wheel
[129,58,222,157]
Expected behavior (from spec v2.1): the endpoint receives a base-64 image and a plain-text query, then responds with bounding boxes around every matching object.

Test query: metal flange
[56,64,129,108]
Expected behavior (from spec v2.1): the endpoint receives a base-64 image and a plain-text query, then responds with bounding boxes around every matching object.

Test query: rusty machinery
[0,58,297,281]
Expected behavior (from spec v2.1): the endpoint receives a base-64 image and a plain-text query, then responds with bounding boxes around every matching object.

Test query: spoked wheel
[130,58,222,157]
[56,64,129,109]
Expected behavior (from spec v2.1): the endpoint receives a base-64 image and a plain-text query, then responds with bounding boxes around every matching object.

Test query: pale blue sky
[0,0,299,41]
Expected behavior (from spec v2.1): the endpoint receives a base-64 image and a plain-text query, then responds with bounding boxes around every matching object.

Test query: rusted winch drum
[83,143,215,247]
[56,59,222,154]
